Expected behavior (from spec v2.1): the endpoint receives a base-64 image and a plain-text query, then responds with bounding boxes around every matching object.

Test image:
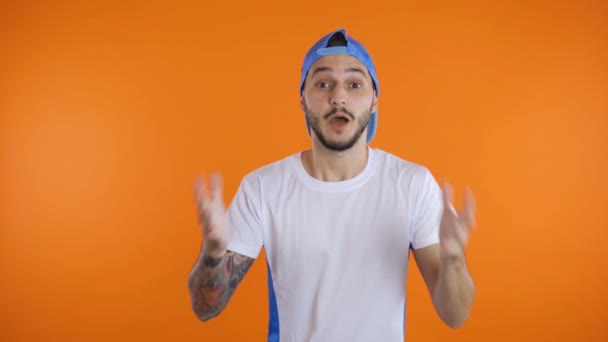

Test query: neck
[301,139,369,182]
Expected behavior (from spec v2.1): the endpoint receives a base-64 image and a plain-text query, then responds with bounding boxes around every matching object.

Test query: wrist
[440,251,466,267]
[203,239,227,258]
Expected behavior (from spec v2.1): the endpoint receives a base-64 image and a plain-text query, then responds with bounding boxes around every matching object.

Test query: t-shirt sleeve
[409,168,444,250]
[225,175,264,259]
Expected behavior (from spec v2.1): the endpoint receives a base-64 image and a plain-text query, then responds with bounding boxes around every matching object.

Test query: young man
[188,28,476,341]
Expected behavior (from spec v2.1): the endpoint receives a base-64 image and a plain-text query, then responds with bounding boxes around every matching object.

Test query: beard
[305,103,373,152]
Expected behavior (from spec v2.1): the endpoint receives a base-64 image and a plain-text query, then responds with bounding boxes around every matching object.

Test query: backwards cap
[300,28,380,144]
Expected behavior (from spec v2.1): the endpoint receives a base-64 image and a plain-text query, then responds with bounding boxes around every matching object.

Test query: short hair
[327,32,347,47]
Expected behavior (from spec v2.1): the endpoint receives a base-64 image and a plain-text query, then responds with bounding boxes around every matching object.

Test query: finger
[442,182,457,216]
[194,175,210,209]
[450,228,468,253]
[210,173,224,203]
[459,186,476,229]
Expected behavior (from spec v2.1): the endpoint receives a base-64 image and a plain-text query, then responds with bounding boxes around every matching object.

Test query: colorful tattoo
[190,251,254,321]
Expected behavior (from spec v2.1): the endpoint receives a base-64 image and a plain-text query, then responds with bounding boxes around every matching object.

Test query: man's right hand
[194,173,229,258]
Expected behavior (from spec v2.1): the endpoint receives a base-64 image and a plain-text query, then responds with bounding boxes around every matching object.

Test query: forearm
[188,246,254,322]
[432,255,475,329]
[188,249,232,321]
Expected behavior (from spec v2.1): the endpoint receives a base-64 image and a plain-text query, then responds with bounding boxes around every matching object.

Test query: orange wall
[1,1,607,341]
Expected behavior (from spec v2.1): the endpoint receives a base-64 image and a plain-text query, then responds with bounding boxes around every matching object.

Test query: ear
[300,95,306,112]
[371,92,378,113]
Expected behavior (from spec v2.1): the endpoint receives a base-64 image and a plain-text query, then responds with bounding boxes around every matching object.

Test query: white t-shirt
[226,148,443,342]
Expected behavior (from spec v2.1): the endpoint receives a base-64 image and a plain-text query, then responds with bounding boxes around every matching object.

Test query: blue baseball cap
[300,28,380,144]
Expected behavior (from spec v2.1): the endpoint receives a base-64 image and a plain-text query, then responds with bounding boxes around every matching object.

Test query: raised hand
[439,182,476,259]
[194,173,229,257]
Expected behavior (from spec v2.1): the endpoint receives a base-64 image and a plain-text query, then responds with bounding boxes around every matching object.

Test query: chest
[263,185,412,286]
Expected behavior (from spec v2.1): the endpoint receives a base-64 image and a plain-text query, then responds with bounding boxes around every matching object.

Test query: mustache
[323,107,355,120]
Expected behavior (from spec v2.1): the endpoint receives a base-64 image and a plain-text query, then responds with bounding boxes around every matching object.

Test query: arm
[412,244,475,329]
[188,249,254,321]
[188,173,256,321]
[413,182,476,329]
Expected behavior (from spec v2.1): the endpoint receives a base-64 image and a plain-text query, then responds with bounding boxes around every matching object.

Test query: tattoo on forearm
[190,251,254,321]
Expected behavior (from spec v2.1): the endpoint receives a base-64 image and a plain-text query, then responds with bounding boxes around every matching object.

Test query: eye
[316,82,330,88]
[351,83,362,89]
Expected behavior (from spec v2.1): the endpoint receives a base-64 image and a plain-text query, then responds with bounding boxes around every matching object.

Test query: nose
[330,85,347,107]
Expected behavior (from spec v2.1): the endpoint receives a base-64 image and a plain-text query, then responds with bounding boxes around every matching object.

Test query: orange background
[1,0,607,341]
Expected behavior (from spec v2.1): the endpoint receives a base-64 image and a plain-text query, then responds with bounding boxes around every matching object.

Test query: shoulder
[371,148,434,180]
[238,152,299,188]
[371,148,441,203]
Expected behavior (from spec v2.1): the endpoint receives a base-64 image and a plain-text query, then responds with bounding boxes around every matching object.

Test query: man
[188,28,476,341]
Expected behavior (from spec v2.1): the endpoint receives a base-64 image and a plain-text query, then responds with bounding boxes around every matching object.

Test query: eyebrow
[310,66,367,78]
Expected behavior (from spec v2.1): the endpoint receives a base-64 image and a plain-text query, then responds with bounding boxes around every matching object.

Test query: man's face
[301,54,378,151]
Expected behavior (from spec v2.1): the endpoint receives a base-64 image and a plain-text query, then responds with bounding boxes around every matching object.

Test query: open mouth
[331,116,349,123]
[328,112,351,123]
[328,113,351,130]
